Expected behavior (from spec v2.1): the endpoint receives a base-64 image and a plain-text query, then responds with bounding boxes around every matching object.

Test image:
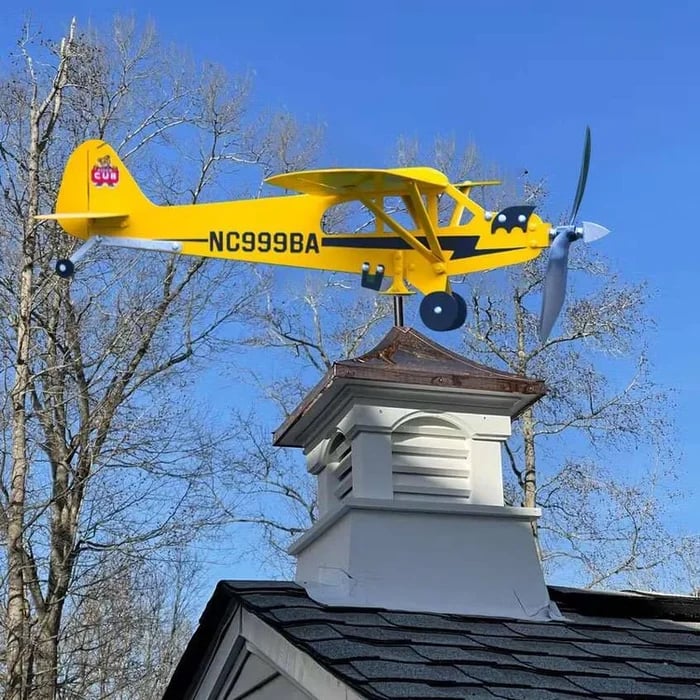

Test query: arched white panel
[391,414,471,502]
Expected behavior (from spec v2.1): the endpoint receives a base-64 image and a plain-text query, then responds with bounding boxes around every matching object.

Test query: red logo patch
[91,155,119,187]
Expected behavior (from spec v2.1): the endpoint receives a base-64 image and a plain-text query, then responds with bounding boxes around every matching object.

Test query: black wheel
[420,291,460,331]
[449,292,467,330]
[55,259,75,278]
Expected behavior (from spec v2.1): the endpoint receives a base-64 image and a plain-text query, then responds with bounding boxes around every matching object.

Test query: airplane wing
[266,167,450,197]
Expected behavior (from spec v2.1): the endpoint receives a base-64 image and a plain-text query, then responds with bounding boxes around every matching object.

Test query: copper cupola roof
[274,326,546,447]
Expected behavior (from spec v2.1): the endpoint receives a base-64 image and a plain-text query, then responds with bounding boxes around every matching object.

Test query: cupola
[274,326,560,620]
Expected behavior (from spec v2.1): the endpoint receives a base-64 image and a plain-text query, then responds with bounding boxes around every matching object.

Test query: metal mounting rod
[393,296,405,327]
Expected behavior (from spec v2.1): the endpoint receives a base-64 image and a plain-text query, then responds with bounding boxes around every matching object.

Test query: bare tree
[0,17,320,699]
[56,550,198,699]
[462,251,687,589]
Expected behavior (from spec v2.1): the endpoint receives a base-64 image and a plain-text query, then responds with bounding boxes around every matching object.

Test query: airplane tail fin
[37,140,152,239]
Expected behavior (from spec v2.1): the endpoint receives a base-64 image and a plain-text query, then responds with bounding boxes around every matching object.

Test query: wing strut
[408,182,446,262]
[360,198,441,264]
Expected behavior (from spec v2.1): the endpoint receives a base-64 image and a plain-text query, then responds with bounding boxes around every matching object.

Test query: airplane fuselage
[48,140,551,295]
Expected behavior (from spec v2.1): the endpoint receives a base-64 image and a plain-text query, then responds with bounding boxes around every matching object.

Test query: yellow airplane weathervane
[38,129,609,340]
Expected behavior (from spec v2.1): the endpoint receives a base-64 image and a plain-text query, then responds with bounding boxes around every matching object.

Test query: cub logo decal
[91,155,119,187]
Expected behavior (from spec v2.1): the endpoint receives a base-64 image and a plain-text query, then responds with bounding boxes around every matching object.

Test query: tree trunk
[33,608,61,700]
[6,27,73,698]
[6,112,40,700]
[521,407,537,510]
[513,288,540,556]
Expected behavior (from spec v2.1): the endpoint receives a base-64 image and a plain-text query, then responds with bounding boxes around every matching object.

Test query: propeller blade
[581,221,610,243]
[539,230,575,342]
[569,126,591,225]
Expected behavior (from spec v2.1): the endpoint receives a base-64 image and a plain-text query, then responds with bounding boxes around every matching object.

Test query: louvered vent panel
[328,432,353,501]
[391,417,470,502]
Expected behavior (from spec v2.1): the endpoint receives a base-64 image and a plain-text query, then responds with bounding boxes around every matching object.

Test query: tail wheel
[419,291,467,332]
[55,259,75,278]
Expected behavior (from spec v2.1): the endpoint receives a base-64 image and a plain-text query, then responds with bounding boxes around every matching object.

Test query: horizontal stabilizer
[36,212,129,221]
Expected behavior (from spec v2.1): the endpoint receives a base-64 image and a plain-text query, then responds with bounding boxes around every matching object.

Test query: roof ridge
[222,581,700,622]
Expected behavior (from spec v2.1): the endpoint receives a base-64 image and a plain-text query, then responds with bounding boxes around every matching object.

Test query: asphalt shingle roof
[212,580,700,700]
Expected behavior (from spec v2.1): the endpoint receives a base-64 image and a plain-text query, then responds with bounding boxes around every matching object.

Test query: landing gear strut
[419,291,467,331]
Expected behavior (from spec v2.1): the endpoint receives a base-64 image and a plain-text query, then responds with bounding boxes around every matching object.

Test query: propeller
[538,127,611,342]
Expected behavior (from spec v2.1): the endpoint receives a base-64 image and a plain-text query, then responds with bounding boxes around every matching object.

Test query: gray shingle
[331,624,483,647]
[629,630,700,647]
[570,676,646,694]
[350,659,471,683]
[331,662,368,682]
[632,682,700,699]
[469,635,596,657]
[412,645,518,665]
[284,623,342,641]
[241,593,321,609]
[563,613,648,630]
[513,654,653,678]
[306,639,424,663]
[460,621,528,637]
[504,622,589,640]
[628,661,700,680]
[263,606,386,626]
[574,627,653,644]
[458,664,583,692]
[570,675,700,698]
[634,618,700,632]
[491,688,594,699]
[572,641,700,662]
[367,682,497,699]
[379,612,504,634]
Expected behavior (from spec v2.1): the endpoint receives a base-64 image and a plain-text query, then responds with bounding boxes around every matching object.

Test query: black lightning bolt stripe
[322,235,519,260]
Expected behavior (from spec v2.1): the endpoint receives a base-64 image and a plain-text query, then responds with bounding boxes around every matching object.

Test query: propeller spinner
[538,127,611,342]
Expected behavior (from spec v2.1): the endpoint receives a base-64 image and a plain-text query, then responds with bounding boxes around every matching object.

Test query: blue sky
[3,2,700,570]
